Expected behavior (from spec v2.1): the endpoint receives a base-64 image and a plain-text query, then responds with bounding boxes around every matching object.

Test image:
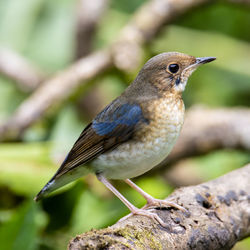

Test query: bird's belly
[92,98,184,179]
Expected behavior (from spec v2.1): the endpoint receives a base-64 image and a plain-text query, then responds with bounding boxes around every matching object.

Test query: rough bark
[69,164,250,250]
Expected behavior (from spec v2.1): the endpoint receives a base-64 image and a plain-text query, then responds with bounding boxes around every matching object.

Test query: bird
[34,52,216,227]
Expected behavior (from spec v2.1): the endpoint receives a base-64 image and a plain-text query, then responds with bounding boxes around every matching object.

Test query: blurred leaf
[0,142,57,196]
[126,176,173,207]
[166,150,250,187]
[0,77,27,121]
[0,210,13,224]
[71,190,115,233]
[197,150,250,181]
[23,121,49,142]
[27,0,76,72]
[177,3,250,42]
[95,74,126,104]
[152,25,250,78]
[175,150,250,184]
[95,9,130,48]
[42,181,84,232]
[49,105,85,164]
[136,176,172,199]
[183,67,250,107]
[111,0,145,14]
[233,237,250,250]
[0,0,45,51]
[0,201,47,250]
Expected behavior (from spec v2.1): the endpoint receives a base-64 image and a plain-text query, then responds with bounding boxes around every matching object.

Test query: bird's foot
[119,207,167,227]
[144,197,188,214]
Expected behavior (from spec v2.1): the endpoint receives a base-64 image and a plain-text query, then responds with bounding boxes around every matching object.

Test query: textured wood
[69,164,250,249]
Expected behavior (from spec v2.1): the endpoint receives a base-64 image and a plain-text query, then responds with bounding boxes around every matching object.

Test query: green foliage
[0,142,57,196]
[0,201,47,250]
[0,0,250,249]
[0,77,27,120]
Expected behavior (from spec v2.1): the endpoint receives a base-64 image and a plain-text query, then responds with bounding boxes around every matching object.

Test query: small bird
[34,52,215,226]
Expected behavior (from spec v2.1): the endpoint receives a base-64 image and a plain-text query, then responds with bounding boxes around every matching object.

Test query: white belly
[91,98,184,179]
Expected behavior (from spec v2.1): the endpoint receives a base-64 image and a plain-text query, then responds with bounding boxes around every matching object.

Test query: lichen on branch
[69,164,250,249]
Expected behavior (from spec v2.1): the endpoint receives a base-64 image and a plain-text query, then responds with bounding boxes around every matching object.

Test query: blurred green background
[0,0,250,249]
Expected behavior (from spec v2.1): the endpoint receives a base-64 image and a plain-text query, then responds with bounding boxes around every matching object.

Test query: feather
[58,103,147,176]
[34,100,148,200]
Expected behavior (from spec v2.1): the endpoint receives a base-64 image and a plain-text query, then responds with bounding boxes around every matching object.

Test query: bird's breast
[92,95,185,179]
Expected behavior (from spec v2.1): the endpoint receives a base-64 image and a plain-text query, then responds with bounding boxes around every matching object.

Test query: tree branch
[0,50,112,140]
[75,0,109,58]
[0,48,44,91]
[74,0,110,118]
[68,164,250,249]
[1,0,249,141]
[0,0,211,141]
[164,106,250,164]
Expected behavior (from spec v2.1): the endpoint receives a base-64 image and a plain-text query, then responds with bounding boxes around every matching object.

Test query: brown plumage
[34,52,215,228]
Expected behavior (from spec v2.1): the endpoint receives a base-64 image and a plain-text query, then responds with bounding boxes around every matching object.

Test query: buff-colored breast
[92,94,185,180]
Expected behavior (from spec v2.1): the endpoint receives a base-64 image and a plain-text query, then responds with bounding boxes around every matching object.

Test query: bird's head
[138,52,216,95]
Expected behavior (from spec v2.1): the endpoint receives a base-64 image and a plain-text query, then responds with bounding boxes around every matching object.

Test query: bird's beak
[195,57,216,65]
[181,56,216,79]
[186,56,216,71]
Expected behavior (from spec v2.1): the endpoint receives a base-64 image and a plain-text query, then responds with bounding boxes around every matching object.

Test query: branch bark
[68,164,250,249]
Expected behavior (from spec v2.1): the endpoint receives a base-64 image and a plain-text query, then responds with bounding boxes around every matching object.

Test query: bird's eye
[168,64,179,74]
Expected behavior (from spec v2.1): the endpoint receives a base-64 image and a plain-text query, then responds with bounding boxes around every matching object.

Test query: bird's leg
[124,179,187,212]
[97,175,167,227]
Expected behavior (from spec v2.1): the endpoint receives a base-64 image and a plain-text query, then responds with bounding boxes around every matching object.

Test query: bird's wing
[53,101,148,178]
[34,100,148,201]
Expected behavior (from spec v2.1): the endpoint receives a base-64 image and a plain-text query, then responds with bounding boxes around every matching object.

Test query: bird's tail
[34,166,91,201]
[34,178,57,202]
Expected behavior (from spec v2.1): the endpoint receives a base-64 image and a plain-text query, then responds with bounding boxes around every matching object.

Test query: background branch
[0,0,210,141]
[165,106,250,164]
[1,0,250,141]
[75,0,109,58]
[0,48,44,91]
[74,0,110,118]
[69,164,250,250]
[0,50,112,140]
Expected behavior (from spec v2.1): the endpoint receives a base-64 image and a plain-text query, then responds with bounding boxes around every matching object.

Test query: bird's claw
[118,208,167,228]
[144,198,188,213]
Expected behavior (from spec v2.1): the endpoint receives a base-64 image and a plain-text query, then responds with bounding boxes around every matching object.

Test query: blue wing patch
[34,103,148,201]
[92,104,145,136]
